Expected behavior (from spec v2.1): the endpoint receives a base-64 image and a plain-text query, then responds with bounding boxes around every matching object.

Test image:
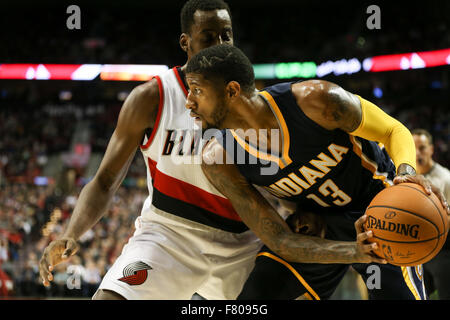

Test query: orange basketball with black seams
[364,183,449,266]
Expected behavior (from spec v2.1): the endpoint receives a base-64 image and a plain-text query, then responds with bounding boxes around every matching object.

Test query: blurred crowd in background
[0,1,449,64]
[0,1,448,298]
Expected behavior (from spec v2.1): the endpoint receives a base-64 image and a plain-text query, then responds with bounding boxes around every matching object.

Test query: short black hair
[186,44,255,94]
[411,128,433,144]
[180,0,232,34]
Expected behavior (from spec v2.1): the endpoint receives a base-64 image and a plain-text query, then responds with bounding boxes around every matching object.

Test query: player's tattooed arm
[291,80,362,132]
[201,139,383,264]
[201,138,290,241]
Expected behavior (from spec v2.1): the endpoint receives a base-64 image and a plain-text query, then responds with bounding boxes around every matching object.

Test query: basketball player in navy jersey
[185,44,450,300]
[39,1,270,300]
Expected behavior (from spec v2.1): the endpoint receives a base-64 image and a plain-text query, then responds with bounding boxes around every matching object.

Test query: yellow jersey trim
[257,251,320,300]
[401,266,422,300]
[229,130,283,167]
[229,91,292,169]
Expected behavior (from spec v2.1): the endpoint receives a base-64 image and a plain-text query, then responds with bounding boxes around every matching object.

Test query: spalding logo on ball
[364,183,449,266]
[366,216,420,239]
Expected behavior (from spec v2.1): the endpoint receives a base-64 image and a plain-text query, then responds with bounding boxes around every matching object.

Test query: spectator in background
[0,236,11,297]
[15,251,40,297]
[412,128,450,299]
[0,236,8,263]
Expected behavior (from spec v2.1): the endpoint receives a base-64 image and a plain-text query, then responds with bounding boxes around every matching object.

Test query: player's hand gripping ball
[364,183,449,266]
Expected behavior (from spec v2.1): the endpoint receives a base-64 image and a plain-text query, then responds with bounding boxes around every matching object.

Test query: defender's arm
[62,79,160,240]
[39,78,160,286]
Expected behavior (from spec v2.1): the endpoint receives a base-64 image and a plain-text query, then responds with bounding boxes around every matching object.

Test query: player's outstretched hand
[354,215,388,264]
[39,238,79,287]
[393,174,450,216]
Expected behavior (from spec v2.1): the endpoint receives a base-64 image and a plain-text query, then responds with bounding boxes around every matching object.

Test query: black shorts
[238,210,426,300]
[423,248,450,299]
[238,246,426,300]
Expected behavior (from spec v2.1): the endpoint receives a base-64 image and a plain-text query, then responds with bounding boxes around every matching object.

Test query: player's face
[182,9,233,59]
[185,73,228,130]
[413,134,434,169]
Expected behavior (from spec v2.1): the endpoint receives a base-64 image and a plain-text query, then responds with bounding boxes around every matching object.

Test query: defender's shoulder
[120,77,161,128]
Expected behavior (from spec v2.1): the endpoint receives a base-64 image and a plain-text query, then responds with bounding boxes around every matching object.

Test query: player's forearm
[62,179,115,240]
[234,196,359,264]
[221,181,359,264]
[62,133,138,241]
[274,232,358,264]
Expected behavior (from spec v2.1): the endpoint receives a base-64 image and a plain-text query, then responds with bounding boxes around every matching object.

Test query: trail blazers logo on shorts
[118,261,152,285]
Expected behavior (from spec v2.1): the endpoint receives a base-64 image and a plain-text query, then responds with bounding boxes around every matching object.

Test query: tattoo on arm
[277,233,357,263]
[261,218,285,236]
[201,159,289,242]
[324,85,362,132]
[201,158,358,264]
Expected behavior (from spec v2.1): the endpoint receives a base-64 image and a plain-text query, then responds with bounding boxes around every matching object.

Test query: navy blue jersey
[218,82,427,301]
[219,81,396,215]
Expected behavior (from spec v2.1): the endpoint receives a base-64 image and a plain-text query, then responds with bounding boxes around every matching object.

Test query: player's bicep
[94,130,138,192]
[292,80,362,132]
[95,80,159,191]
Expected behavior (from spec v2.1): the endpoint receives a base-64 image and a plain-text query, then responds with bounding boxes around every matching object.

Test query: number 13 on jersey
[306,179,352,207]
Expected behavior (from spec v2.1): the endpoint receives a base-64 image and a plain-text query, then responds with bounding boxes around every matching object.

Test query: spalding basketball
[364,183,449,266]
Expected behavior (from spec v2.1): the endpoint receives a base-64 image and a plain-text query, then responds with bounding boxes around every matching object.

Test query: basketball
[364,183,449,266]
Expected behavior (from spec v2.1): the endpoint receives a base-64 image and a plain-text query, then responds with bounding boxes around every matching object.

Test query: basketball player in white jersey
[38,0,264,300]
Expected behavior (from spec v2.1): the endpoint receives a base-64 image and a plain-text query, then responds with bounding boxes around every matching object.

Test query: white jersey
[139,67,251,233]
[423,162,450,203]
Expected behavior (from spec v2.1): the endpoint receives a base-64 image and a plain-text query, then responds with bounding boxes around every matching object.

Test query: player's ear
[227,81,241,99]
[180,33,189,53]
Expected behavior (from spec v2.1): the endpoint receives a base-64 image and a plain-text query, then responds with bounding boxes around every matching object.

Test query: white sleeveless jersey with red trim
[139,67,250,233]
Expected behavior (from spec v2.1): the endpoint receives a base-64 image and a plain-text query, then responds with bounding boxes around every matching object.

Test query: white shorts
[95,211,263,300]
